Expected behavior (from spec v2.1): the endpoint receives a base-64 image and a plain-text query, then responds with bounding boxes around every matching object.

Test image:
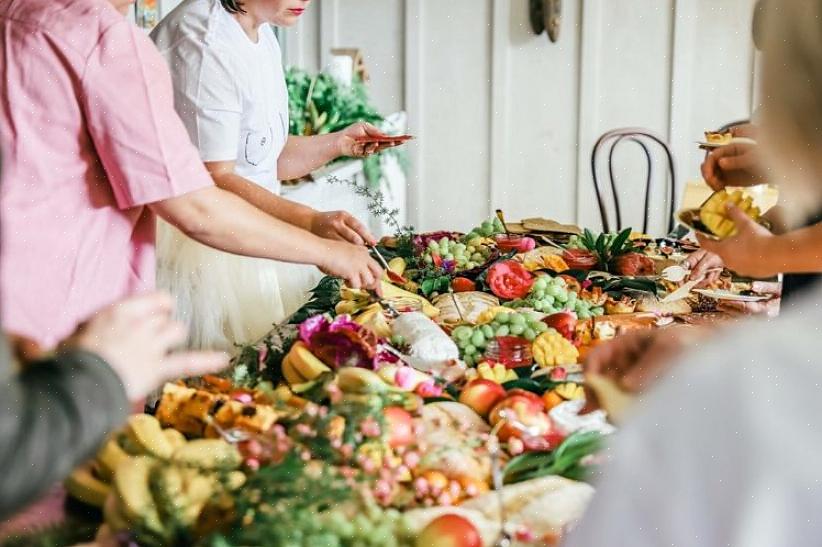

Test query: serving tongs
[369,244,408,285]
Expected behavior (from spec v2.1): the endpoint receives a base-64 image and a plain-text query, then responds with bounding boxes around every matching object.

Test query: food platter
[48,211,778,547]
[693,288,773,302]
[675,208,721,240]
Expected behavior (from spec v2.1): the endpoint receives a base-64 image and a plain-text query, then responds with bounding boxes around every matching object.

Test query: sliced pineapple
[699,190,761,239]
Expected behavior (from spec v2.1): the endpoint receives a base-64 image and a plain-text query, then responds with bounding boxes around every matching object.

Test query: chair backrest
[591,127,677,235]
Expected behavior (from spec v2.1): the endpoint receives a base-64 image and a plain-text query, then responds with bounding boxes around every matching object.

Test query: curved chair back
[591,127,677,234]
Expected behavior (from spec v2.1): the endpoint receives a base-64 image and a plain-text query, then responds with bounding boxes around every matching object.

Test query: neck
[233,8,263,42]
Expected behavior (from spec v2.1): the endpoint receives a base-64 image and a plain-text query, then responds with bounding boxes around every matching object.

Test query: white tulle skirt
[156,220,320,352]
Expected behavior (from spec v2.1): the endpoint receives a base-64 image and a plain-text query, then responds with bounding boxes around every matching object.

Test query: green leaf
[611,228,633,256]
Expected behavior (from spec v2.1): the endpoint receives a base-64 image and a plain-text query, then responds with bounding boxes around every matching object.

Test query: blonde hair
[761,0,822,217]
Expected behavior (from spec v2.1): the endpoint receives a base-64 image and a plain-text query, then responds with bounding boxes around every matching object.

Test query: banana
[281,352,308,386]
[126,414,173,460]
[96,437,129,482]
[171,439,241,471]
[388,257,407,276]
[340,287,372,302]
[335,367,389,394]
[377,364,433,391]
[354,303,392,338]
[65,466,110,508]
[150,465,186,527]
[287,341,331,381]
[335,299,368,316]
[103,495,131,533]
[162,428,187,451]
[113,456,165,535]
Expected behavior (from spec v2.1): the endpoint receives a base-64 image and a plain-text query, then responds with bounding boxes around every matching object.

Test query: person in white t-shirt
[151,0,398,350]
[566,2,822,544]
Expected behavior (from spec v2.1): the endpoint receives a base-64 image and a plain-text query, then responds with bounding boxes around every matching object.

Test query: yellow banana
[335,367,389,394]
[354,303,392,338]
[287,341,331,381]
[171,439,241,471]
[126,414,173,460]
[388,257,407,276]
[113,456,165,535]
[380,281,439,318]
[162,428,187,451]
[281,352,308,386]
[65,466,110,508]
[96,436,129,482]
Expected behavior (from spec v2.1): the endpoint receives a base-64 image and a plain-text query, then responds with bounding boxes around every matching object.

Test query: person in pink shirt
[0,0,383,349]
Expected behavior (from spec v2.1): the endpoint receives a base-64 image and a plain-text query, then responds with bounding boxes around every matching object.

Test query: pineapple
[699,190,761,239]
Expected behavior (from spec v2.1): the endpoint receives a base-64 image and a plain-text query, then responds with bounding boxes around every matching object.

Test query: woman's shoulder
[151,0,231,52]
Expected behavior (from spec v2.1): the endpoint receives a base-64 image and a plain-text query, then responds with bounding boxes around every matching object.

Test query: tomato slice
[451,277,476,293]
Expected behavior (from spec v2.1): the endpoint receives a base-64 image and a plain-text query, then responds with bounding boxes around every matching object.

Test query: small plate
[696,137,757,149]
[693,289,772,302]
[674,208,720,241]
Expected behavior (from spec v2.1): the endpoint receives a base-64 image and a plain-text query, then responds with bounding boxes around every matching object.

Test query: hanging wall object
[530,0,562,43]
[135,0,161,30]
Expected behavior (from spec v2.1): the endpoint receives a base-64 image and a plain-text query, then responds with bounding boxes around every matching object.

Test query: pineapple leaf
[610,228,633,257]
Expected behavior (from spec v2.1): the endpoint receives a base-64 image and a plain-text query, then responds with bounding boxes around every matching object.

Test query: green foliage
[286,67,408,189]
[288,276,344,325]
[0,520,98,547]
[326,175,414,238]
[503,431,606,484]
[570,228,636,271]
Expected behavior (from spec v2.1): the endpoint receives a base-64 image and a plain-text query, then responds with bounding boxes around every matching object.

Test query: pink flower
[373,479,393,499]
[515,528,536,542]
[416,380,443,398]
[403,451,421,469]
[414,477,429,497]
[257,345,269,367]
[508,438,525,456]
[360,417,382,438]
[394,367,416,390]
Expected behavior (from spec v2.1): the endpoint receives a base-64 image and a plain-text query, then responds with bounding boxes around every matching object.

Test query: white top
[565,286,822,547]
[151,0,288,193]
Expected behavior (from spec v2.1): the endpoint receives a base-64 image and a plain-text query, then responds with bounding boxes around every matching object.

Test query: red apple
[458,379,506,417]
[416,514,482,547]
[543,311,577,342]
[383,407,415,449]
[489,390,551,442]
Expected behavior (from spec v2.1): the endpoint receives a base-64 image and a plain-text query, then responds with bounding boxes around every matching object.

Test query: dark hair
[220,0,246,14]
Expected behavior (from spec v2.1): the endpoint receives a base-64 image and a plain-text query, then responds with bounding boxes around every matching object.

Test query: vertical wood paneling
[336,0,405,115]
[489,0,511,217]
[404,0,424,229]
[236,0,760,234]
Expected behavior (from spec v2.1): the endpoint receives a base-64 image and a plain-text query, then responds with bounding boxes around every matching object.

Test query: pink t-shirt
[0,0,214,347]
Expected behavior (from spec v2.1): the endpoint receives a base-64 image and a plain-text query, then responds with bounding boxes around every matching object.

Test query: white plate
[693,289,771,302]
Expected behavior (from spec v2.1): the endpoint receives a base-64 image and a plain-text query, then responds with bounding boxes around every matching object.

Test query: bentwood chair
[591,127,677,234]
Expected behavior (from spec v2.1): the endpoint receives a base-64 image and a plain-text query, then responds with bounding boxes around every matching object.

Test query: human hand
[584,327,696,394]
[319,240,383,292]
[701,142,764,191]
[7,333,45,363]
[62,293,229,401]
[336,122,395,158]
[310,210,376,246]
[728,123,758,139]
[684,249,725,288]
[697,205,776,278]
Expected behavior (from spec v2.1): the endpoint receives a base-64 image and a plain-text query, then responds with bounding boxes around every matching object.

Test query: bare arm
[205,160,376,246]
[277,122,396,181]
[148,186,383,289]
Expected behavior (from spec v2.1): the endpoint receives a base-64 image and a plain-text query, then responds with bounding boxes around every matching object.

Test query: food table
[2,202,779,547]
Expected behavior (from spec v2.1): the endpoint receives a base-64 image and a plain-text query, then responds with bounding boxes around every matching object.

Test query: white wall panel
[166,0,760,235]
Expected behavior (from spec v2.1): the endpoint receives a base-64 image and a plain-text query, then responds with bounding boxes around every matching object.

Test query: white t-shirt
[565,285,822,547]
[151,0,288,194]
